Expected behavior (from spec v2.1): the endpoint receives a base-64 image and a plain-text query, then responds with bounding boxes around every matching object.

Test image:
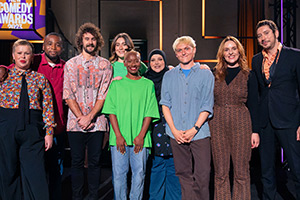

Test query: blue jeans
[111,146,149,200]
[149,156,181,200]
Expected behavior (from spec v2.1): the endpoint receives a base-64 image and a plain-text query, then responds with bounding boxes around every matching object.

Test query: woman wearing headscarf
[145,49,181,200]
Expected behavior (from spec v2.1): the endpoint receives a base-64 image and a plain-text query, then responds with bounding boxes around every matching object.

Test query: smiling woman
[109,33,147,79]
[209,36,259,200]
[12,41,33,71]
[144,49,181,200]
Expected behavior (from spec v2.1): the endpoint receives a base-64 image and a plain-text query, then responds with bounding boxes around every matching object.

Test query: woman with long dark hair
[110,33,147,79]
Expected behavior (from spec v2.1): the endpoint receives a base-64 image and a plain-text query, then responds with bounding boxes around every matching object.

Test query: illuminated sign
[0,0,45,40]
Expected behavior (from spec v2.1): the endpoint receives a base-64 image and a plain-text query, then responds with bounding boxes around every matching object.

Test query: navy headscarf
[144,49,169,105]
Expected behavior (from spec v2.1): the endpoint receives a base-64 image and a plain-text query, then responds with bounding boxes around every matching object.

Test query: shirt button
[183,121,185,123]
[186,83,188,85]
[184,102,187,104]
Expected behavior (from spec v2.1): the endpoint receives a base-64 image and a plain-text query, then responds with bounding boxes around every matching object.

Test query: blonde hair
[172,36,196,52]
[214,36,248,81]
[12,39,34,53]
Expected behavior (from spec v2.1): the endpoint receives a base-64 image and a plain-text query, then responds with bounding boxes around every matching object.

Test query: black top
[145,50,173,157]
[225,67,259,133]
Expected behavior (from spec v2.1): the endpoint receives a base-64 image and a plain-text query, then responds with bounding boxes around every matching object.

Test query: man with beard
[36,32,66,200]
[160,36,214,200]
[63,22,112,200]
[251,19,300,200]
[0,32,66,200]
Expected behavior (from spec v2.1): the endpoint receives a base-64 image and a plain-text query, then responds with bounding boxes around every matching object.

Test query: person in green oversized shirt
[102,50,160,200]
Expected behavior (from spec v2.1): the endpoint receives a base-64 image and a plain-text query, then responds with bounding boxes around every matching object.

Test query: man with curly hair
[63,22,113,200]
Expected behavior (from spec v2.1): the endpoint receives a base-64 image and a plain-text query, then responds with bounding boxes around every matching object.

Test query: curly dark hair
[75,22,104,53]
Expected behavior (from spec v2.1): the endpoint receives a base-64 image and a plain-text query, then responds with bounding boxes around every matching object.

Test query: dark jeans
[170,137,211,200]
[68,131,104,200]
[149,156,181,200]
[45,132,65,200]
[259,121,300,200]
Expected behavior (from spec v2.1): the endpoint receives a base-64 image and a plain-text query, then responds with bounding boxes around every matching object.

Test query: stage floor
[61,148,297,200]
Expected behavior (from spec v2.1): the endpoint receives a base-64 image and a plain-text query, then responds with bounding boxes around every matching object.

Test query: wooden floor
[61,148,297,200]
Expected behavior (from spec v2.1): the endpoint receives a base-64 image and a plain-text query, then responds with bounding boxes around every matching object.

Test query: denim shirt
[160,62,214,141]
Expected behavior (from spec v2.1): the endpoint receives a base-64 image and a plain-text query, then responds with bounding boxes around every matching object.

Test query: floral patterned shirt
[0,67,56,135]
[63,54,113,132]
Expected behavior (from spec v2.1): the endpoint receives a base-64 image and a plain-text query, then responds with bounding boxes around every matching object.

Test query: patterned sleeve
[40,75,56,135]
[63,61,76,100]
[97,60,113,100]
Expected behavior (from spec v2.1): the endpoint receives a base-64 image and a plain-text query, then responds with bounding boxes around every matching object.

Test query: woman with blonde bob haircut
[0,39,55,200]
[209,36,260,200]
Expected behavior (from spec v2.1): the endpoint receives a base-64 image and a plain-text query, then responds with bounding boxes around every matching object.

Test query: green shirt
[111,61,148,78]
[102,77,160,147]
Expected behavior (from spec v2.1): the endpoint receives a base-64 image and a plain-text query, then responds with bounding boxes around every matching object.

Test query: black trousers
[45,132,65,200]
[259,121,300,200]
[0,107,49,200]
[68,131,104,200]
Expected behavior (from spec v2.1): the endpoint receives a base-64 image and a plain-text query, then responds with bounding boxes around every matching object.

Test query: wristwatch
[194,125,200,131]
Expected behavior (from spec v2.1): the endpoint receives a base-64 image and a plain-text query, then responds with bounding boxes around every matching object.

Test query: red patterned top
[0,67,56,135]
[63,54,113,132]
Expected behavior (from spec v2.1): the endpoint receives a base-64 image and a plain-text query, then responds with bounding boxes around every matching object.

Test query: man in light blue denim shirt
[160,36,214,200]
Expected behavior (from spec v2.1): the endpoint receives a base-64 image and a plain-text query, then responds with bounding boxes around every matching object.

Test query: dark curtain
[238,0,264,68]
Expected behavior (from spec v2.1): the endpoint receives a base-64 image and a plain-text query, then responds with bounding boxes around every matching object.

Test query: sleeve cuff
[44,123,57,136]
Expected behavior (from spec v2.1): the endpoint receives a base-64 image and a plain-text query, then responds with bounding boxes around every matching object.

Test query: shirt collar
[262,43,282,59]
[79,53,98,63]
[179,62,200,72]
[12,66,32,76]
[40,53,65,68]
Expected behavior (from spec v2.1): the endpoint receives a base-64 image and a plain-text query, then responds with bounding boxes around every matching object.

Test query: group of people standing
[0,19,299,200]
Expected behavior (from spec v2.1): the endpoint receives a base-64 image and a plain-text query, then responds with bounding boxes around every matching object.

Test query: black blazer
[251,45,300,129]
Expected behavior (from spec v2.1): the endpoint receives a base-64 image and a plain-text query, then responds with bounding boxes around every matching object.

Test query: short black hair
[45,32,63,41]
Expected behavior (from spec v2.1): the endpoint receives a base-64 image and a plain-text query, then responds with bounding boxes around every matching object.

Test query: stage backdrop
[0,0,45,40]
